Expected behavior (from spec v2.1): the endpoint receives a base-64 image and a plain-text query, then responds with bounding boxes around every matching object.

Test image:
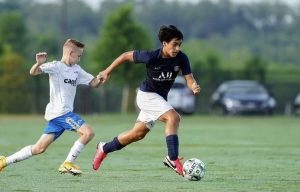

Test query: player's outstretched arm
[89,75,103,88]
[99,51,134,83]
[30,52,47,76]
[184,74,201,95]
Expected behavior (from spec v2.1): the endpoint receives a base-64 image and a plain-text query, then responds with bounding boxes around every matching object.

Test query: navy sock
[166,135,179,161]
[103,137,125,153]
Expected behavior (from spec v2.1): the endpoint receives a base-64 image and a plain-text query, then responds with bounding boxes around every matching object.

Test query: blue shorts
[44,112,85,140]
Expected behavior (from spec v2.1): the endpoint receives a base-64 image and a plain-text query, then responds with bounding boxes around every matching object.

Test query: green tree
[93,5,152,113]
[0,47,31,113]
[243,56,267,83]
[0,12,28,55]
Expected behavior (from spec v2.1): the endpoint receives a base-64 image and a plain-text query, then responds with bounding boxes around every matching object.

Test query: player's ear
[163,41,167,46]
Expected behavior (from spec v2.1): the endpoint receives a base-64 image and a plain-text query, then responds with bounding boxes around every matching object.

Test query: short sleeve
[39,61,59,74]
[180,53,192,75]
[133,50,154,64]
[77,66,94,85]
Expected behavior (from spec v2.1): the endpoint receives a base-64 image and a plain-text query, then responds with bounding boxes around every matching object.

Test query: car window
[224,86,267,96]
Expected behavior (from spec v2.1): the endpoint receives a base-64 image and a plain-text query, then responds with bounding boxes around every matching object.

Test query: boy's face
[69,48,83,64]
[163,38,182,58]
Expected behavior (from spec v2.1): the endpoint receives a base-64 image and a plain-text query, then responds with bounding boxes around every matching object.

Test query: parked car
[292,93,300,116]
[210,80,276,115]
[167,76,196,114]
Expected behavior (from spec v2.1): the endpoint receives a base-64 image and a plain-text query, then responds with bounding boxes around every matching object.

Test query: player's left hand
[192,82,201,95]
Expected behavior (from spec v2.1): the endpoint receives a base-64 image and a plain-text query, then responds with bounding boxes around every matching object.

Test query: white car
[167,76,196,114]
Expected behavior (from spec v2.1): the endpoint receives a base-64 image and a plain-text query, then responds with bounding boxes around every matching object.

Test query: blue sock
[103,137,125,153]
[166,135,179,161]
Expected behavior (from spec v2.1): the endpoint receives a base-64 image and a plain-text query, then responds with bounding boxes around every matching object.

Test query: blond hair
[63,38,85,49]
[62,39,84,57]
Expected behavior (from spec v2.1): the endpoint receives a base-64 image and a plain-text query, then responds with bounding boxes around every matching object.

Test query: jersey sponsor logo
[159,72,172,79]
[174,66,180,72]
[153,72,173,81]
[64,78,77,86]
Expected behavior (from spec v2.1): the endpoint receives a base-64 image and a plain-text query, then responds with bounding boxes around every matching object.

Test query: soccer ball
[183,158,205,181]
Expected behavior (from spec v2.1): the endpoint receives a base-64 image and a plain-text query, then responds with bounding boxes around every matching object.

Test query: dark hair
[158,25,183,43]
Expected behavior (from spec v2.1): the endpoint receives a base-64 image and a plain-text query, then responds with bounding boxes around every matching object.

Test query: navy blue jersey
[133,48,191,100]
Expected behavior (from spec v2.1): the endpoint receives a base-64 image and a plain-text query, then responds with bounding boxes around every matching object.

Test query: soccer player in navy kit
[0,39,102,175]
[93,25,200,176]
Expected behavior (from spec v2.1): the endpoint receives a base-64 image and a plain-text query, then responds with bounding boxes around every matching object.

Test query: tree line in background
[0,0,299,114]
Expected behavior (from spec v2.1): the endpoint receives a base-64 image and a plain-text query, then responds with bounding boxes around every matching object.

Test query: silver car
[167,76,196,114]
[292,93,300,115]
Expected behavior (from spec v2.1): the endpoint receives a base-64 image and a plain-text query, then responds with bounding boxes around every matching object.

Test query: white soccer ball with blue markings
[183,158,205,181]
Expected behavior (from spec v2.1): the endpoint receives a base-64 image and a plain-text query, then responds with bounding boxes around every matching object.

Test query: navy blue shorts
[44,112,85,140]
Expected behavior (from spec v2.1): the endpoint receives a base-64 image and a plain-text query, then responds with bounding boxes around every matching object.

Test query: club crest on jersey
[174,66,180,72]
[64,78,77,86]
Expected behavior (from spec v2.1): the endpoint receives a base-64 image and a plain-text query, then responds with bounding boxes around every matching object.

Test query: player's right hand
[192,82,201,95]
[36,52,47,64]
[98,70,110,83]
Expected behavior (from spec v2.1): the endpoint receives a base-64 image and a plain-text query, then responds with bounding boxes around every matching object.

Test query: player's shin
[65,140,85,163]
[6,145,33,165]
[103,137,125,153]
[166,134,179,160]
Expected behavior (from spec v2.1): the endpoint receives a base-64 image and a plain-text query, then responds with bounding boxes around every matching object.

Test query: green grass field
[0,114,299,192]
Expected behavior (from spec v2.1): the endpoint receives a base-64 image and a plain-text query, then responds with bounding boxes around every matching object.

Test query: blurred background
[0,0,299,115]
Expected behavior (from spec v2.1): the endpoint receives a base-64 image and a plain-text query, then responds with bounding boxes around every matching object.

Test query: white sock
[6,145,32,166]
[65,141,85,163]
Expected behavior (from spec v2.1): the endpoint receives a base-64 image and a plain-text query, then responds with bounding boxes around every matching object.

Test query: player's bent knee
[164,110,181,123]
[83,131,95,141]
[174,114,181,123]
[168,113,181,126]
[79,127,95,139]
[87,130,95,139]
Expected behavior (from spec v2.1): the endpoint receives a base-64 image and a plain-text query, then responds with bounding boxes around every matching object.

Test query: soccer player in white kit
[92,25,201,176]
[0,39,102,175]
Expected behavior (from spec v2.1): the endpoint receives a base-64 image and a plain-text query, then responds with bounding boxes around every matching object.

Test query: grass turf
[0,114,300,192]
